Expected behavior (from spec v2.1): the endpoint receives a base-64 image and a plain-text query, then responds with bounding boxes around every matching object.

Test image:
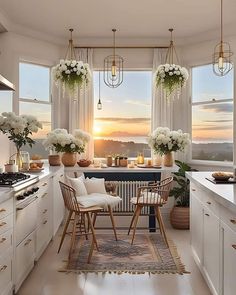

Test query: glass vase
[16,148,23,170]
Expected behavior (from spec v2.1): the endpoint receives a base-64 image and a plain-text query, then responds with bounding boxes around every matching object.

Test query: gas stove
[0,172,39,192]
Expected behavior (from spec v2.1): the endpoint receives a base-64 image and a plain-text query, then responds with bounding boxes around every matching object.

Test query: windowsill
[188,159,233,168]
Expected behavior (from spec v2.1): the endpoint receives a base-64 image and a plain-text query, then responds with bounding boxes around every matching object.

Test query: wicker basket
[48,155,61,166]
[170,206,190,229]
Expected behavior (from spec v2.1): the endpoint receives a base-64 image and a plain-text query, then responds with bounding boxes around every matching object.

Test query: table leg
[149,206,156,232]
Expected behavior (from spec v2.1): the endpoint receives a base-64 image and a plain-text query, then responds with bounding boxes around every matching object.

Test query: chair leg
[87,235,95,264]
[58,210,73,253]
[128,206,138,235]
[157,207,169,247]
[68,213,78,260]
[108,205,118,241]
[154,207,163,235]
[92,212,97,228]
[82,213,88,240]
[86,212,99,251]
[131,206,142,245]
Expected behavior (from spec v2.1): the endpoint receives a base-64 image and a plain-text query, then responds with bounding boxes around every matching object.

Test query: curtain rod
[74,46,168,49]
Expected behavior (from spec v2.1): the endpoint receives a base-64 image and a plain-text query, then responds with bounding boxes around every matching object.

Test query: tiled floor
[18,226,211,295]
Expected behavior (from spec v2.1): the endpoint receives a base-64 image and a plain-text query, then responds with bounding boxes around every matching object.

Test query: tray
[21,168,44,173]
[137,164,162,169]
[206,177,236,184]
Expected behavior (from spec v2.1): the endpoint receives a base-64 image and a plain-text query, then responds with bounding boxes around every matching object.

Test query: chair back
[137,177,173,205]
[59,181,80,212]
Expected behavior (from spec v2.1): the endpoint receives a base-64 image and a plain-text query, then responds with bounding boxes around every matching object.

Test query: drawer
[0,198,13,220]
[38,179,49,195]
[220,206,236,233]
[0,253,12,292]
[0,214,13,236]
[16,231,35,286]
[36,216,51,255]
[0,230,12,257]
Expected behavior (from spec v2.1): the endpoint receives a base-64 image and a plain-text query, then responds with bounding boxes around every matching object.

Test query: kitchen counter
[186,171,236,212]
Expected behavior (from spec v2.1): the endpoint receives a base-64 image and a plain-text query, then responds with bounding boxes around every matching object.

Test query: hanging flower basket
[156,63,189,99]
[52,59,91,97]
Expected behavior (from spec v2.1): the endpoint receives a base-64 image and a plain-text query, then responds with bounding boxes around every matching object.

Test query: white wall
[0,31,61,166]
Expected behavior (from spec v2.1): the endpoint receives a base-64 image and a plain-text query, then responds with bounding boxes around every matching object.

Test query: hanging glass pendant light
[104,29,124,88]
[155,28,189,100]
[97,71,102,110]
[213,0,233,76]
[52,28,91,98]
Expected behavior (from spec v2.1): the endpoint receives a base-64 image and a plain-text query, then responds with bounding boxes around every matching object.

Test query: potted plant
[169,160,196,229]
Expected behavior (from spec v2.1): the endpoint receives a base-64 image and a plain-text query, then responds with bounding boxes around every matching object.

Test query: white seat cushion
[67,175,88,196]
[77,193,121,209]
[131,192,163,205]
[84,178,107,194]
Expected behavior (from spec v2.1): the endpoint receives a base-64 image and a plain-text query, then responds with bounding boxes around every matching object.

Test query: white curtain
[151,48,173,131]
[52,48,94,160]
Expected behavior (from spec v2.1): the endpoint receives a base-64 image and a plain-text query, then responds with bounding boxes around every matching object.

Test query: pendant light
[97,71,102,110]
[104,29,124,88]
[213,0,233,76]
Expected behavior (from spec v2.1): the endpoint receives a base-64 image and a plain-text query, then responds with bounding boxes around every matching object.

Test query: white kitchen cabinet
[52,171,65,236]
[203,207,220,295]
[221,222,236,295]
[190,192,203,264]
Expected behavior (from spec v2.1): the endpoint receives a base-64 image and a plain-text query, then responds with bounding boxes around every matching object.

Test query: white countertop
[186,171,236,212]
[64,164,178,173]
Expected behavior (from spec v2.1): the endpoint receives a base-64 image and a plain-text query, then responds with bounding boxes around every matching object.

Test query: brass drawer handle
[205,213,210,217]
[207,201,211,205]
[0,222,6,227]
[0,208,6,213]
[60,174,63,177]
[43,209,47,214]
[24,239,32,246]
[191,188,196,191]
[232,245,236,250]
[0,238,6,243]
[42,193,47,198]
[0,265,7,272]
[42,182,47,187]
[230,219,236,224]
[43,220,48,225]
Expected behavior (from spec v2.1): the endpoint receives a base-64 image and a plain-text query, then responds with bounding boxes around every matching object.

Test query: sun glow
[93,125,102,135]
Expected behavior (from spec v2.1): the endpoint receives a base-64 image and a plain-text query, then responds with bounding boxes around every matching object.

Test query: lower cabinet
[15,231,36,292]
[203,208,220,295]
[222,223,236,295]
[0,250,13,295]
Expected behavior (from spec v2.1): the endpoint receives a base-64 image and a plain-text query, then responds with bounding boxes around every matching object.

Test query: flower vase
[16,148,22,170]
[61,152,77,167]
[163,152,174,167]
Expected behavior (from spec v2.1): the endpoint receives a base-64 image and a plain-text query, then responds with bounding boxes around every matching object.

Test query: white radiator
[106,181,149,215]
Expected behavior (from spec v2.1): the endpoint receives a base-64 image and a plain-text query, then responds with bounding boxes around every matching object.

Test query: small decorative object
[156,29,189,100]
[97,71,103,110]
[106,156,113,167]
[148,127,189,167]
[114,156,120,166]
[153,154,162,166]
[104,29,124,88]
[43,128,90,167]
[137,152,144,164]
[213,0,233,76]
[0,112,42,169]
[93,159,101,168]
[48,154,61,166]
[77,159,91,167]
[52,29,91,98]
[119,157,128,167]
[169,161,197,229]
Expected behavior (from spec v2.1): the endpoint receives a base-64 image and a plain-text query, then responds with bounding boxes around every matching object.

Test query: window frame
[189,63,234,166]
[93,68,153,159]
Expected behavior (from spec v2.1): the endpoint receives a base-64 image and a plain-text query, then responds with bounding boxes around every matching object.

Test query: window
[0,91,12,113]
[93,71,152,158]
[19,62,51,158]
[191,64,234,162]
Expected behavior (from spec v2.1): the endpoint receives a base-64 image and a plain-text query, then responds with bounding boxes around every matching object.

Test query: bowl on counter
[212,171,233,181]
[77,159,91,167]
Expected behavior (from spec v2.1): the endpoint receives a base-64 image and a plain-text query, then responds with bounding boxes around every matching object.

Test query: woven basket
[170,206,189,229]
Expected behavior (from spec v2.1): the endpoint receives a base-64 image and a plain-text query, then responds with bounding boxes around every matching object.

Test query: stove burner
[0,172,30,186]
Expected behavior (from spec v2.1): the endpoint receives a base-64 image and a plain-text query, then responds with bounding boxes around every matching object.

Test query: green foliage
[169,160,197,207]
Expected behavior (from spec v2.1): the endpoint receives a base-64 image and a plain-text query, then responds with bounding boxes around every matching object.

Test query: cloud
[95,117,150,124]
[124,100,150,107]
[193,125,232,131]
[203,119,232,123]
[105,131,147,137]
[201,103,233,113]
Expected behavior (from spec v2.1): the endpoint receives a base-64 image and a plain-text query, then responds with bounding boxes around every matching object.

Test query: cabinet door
[223,224,236,295]
[203,208,220,294]
[53,172,65,235]
[191,193,203,264]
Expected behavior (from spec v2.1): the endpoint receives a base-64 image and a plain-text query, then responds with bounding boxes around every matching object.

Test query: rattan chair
[128,177,173,246]
[59,181,103,263]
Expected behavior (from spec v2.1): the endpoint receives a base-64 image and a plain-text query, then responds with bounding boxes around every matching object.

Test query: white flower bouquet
[0,112,42,150]
[43,128,90,154]
[156,64,189,98]
[52,59,91,96]
[148,127,190,155]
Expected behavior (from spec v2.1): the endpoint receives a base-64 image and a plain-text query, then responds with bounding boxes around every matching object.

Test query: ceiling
[0,0,235,45]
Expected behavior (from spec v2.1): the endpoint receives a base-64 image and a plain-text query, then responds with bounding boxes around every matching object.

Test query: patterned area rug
[60,233,188,275]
